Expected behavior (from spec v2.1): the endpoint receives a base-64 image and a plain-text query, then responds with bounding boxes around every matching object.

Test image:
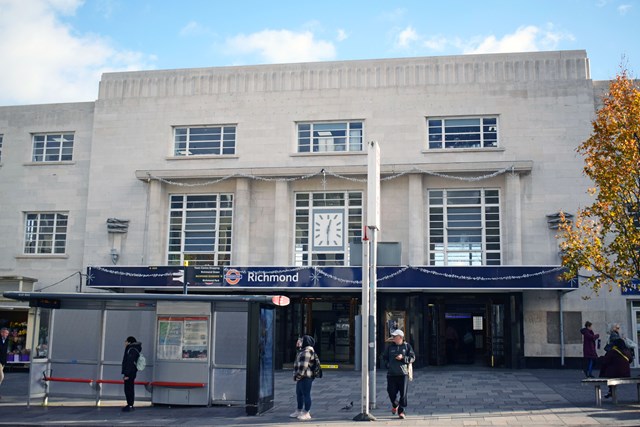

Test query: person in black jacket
[382,329,415,420]
[121,336,142,412]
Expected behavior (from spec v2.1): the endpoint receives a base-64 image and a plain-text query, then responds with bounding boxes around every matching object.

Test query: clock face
[312,211,344,250]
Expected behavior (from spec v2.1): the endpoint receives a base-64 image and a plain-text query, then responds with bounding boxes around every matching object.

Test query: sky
[0,0,638,106]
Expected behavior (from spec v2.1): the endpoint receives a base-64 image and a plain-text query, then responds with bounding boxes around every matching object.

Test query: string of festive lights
[146,165,514,187]
[91,265,564,284]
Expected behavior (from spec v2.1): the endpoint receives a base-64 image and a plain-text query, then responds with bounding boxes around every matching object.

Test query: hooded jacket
[580,327,599,359]
[121,341,142,378]
[293,335,316,381]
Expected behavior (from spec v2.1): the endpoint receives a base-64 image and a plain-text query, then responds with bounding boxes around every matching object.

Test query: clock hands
[326,219,332,243]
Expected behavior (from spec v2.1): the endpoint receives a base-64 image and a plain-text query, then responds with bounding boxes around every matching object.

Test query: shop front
[0,276,37,367]
[87,265,574,370]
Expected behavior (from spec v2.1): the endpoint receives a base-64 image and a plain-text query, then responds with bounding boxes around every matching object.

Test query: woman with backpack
[121,336,142,412]
[290,335,317,421]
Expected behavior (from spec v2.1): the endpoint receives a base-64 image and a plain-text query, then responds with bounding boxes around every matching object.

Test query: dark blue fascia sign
[86,265,574,290]
[621,279,640,295]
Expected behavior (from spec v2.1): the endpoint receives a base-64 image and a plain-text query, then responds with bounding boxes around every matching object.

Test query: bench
[581,377,640,407]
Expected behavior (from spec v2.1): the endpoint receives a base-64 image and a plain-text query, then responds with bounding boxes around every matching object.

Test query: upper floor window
[294,191,362,266]
[428,189,501,266]
[0,134,3,162]
[32,133,74,162]
[24,212,68,254]
[167,194,233,267]
[174,126,236,156]
[427,117,497,149]
[297,121,363,153]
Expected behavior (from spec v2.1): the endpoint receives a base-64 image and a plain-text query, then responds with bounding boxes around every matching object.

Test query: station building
[1,49,638,370]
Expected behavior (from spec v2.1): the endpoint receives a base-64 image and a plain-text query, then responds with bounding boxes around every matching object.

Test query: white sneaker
[297,411,311,420]
[289,409,302,418]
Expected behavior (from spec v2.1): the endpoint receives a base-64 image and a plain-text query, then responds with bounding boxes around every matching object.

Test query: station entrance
[276,291,523,370]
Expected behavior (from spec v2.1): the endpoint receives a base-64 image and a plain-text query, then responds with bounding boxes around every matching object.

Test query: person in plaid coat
[290,335,317,420]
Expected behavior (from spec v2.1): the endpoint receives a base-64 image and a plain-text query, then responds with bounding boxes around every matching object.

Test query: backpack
[311,353,323,379]
[134,349,146,371]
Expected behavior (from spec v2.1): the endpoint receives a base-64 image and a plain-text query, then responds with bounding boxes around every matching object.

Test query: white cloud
[0,0,155,106]
[463,25,574,54]
[224,29,336,64]
[336,29,348,42]
[618,4,632,14]
[396,26,419,49]
[423,36,448,52]
[179,21,211,37]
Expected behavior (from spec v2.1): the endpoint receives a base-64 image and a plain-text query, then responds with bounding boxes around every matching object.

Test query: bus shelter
[2,291,289,415]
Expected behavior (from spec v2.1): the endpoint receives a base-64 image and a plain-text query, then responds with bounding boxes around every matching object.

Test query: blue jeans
[296,377,313,411]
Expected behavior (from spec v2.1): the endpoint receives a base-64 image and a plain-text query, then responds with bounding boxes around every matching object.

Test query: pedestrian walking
[121,336,142,412]
[382,329,415,420]
[580,321,599,378]
[290,335,317,421]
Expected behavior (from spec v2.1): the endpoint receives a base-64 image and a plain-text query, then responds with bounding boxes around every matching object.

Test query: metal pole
[355,140,380,422]
[354,229,373,421]
[559,290,565,366]
[368,227,377,409]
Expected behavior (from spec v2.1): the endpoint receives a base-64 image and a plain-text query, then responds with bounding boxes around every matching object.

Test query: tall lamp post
[354,141,380,421]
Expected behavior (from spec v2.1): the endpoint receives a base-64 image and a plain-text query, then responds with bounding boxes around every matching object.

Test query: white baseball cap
[391,329,404,338]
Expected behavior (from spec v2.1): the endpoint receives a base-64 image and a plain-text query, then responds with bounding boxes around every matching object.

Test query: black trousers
[124,377,135,406]
[386,375,408,413]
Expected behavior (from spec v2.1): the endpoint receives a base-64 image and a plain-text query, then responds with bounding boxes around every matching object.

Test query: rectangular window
[24,212,68,254]
[427,117,498,149]
[32,133,74,162]
[174,126,236,156]
[428,189,501,266]
[0,134,3,162]
[167,194,233,266]
[297,121,363,153]
[294,192,362,266]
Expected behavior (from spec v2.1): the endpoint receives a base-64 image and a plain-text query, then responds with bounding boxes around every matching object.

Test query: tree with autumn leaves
[558,70,640,293]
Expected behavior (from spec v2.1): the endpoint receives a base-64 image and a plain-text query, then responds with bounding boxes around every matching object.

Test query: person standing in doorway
[0,328,9,398]
[121,336,142,412]
[382,329,415,420]
[290,335,316,421]
[580,321,599,378]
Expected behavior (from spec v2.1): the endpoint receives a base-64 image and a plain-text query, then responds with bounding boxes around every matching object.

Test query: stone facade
[0,50,636,366]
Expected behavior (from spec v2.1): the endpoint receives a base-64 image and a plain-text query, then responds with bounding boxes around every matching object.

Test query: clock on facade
[312,211,344,250]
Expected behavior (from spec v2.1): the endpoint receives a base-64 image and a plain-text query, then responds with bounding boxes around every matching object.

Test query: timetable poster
[157,316,209,360]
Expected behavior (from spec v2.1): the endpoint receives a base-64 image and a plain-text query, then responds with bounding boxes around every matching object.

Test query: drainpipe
[559,290,565,367]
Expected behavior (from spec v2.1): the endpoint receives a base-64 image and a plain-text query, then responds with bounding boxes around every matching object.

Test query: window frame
[23,212,69,255]
[167,193,234,267]
[173,125,237,157]
[31,133,74,162]
[428,189,501,266]
[296,121,364,153]
[0,134,3,162]
[294,191,363,266]
[427,116,498,150]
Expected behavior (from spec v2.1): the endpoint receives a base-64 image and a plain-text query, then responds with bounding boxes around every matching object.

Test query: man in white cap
[382,329,415,419]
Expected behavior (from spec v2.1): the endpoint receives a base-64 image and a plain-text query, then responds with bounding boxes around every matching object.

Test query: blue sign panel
[87,265,574,290]
[621,279,640,295]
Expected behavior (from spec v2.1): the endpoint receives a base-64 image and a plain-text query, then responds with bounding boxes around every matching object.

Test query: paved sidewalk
[0,367,639,426]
